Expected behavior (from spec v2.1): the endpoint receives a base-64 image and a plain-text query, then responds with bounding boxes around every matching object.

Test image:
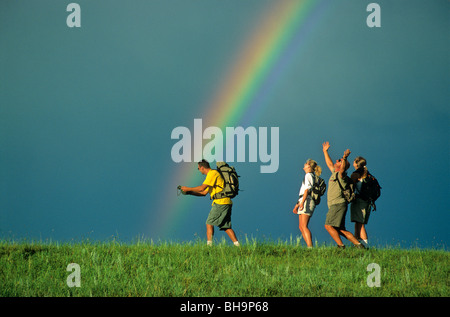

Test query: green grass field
[0,239,448,297]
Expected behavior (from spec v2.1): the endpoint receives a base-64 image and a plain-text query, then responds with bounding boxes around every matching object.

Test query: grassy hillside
[0,239,448,297]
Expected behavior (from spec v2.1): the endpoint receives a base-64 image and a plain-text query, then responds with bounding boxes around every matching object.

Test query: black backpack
[212,162,240,199]
[359,172,381,210]
[310,175,326,205]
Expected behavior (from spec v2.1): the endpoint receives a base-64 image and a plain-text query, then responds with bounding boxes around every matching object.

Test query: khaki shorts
[351,198,371,224]
[325,203,348,229]
[206,203,232,230]
[297,196,316,216]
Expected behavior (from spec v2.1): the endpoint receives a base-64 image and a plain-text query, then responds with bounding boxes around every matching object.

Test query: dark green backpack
[336,174,356,203]
[212,162,240,199]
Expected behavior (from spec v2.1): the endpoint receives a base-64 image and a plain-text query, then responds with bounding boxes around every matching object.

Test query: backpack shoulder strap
[335,172,343,190]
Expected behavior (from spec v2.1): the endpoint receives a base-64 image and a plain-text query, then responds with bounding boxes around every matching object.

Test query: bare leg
[354,222,368,241]
[325,225,344,246]
[206,224,214,243]
[299,214,313,247]
[338,228,362,245]
[224,228,238,243]
[360,224,368,241]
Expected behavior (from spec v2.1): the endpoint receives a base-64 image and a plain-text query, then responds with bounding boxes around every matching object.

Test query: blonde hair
[306,159,322,176]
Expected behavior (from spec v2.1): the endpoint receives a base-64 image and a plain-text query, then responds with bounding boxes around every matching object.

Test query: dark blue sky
[0,0,448,248]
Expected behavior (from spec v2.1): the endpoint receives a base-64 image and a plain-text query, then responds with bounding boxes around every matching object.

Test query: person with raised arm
[322,142,365,249]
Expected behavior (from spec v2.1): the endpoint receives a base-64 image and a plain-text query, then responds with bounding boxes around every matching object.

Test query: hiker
[180,159,240,246]
[322,142,365,249]
[292,159,322,248]
[350,156,371,247]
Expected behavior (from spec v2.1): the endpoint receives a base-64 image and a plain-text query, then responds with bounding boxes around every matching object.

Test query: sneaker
[354,243,366,249]
[337,245,346,250]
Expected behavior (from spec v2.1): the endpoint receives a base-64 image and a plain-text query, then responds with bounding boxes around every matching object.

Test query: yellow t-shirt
[203,170,232,205]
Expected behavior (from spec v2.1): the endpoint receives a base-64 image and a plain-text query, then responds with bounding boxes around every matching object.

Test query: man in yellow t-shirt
[181,160,239,246]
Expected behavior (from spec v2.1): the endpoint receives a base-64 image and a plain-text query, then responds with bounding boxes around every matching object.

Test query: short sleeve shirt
[299,173,314,197]
[327,169,348,207]
[203,170,232,205]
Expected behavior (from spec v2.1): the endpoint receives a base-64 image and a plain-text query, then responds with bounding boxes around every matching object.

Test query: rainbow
[150,0,329,239]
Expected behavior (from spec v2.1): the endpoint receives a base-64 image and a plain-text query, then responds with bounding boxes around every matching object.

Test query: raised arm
[322,141,334,172]
[339,149,351,178]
